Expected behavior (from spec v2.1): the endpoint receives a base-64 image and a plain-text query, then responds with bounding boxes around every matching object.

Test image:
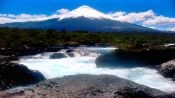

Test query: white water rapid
[19,47,175,93]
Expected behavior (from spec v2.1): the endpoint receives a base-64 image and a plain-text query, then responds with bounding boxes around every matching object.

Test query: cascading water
[19,47,175,93]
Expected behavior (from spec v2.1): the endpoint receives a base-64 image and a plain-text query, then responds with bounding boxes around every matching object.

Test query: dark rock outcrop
[66,49,75,53]
[158,59,175,80]
[1,74,173,98]
[96,49,175,68]
[0,62,45,90]
[50,53,67,59]
[0,55,18,63]
[0,45,66,57]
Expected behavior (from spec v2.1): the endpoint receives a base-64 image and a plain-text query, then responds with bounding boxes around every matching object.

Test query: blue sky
[0,0,175,17]
[0,0,175,31]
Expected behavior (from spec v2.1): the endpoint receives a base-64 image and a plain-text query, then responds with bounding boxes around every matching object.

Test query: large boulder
[1,74,173,98]
[0,62,45,90]
[158,59,175,80]
[96,49,175,68]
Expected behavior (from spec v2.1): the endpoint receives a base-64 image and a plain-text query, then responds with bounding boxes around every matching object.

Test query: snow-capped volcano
[58,5,113,20]
[0,5,159,32]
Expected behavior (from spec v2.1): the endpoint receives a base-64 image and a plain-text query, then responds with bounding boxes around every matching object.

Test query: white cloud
[143,16,175,25]
[108,10,175,26]
[108,10,175,31]
[57,8,70,14]
[108,10,155,23]
[0,17,14,24]
[0,8,69,24]
[0,13,49,24]
[141,24,157,29]
[108,12,126,18]
[166,27,175,31]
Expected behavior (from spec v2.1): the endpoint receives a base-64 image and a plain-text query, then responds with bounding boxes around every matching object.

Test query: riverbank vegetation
[0,27,175,53]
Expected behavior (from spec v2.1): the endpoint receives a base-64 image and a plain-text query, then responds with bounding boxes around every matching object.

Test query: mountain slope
[0,17,158,32]
[0,6,158,32]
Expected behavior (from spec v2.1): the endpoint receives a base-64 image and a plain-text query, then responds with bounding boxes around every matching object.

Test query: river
[18,46,175,93]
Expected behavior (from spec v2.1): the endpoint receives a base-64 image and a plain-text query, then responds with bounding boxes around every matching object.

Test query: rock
[50,53,67,59]
[158,59,175,80]
[1,74,172,98]
[114,87,158,98]
[0,45,47,56]
[0,55,18,63]
[96,49,175,68]
[66,49,74,53]
[45,45,65,52]
[0,62,45,90]
[67,52,75,57]
[66,49,77,57]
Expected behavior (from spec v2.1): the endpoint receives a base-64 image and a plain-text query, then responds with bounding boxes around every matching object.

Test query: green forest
[1,27,175,51]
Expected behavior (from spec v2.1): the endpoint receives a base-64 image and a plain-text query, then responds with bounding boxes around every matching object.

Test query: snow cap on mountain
[58,5,113,20]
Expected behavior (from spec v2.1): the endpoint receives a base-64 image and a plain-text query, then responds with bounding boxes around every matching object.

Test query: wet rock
[1,74,172,98]
[45,45,65,52]
[0,62,45,90]
[50,53,67,59]
[66,49,74,53]
[96,49,175,68]
[158,59,175,80]
[114,87,172,98]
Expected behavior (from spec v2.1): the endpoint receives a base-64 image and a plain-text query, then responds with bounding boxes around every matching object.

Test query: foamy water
[19,47,175,93]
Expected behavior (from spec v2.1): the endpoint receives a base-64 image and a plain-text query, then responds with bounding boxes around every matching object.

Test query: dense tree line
[0,27,175,51]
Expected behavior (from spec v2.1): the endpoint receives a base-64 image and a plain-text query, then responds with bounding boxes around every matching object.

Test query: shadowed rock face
[0,61,45,90]
[1,74,173,98]
[96,49,175,68]
[158,59,175,80]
